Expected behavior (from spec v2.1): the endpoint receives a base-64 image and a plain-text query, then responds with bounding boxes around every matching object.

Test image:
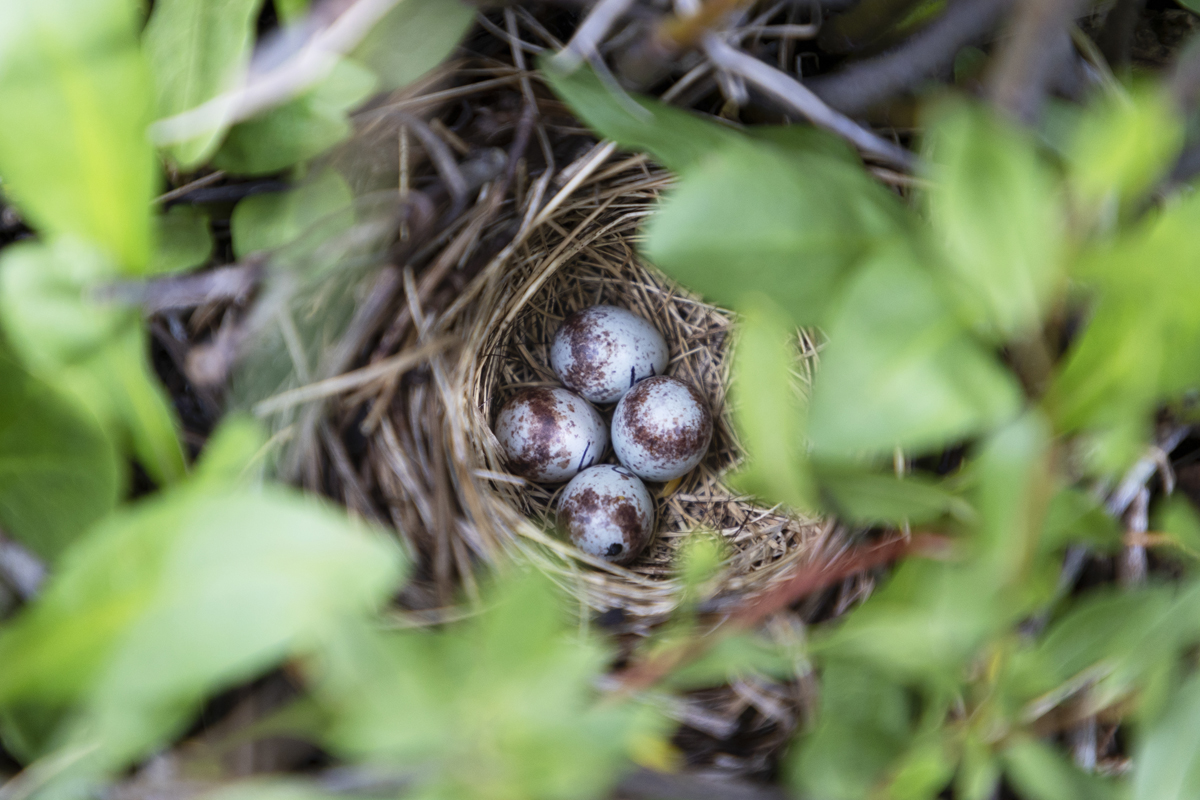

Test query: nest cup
[439,165,828,626]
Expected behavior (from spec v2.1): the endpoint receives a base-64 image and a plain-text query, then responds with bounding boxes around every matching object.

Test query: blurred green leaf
[353,0,473,90]
[1069,89,1183,209]
[1132,672,1200,800]
[540,58,743,173]
[143,0,266,167]
[0,238,186,485]
[1006,584,1200,711]
[1051,192,1200,471]
[887,733,956,800]
[0,0,154,272]
[1040,487,1121,554]
[314,570,660,800]
[807,245,1022,457]
[230,169,354,258]
[970,413,1051,584]
[925,101,1063,340]
[0,350,120,563]
[213,59,377,176]
[1158,497,1200,556]
[544,61,911,326]
[274,0,311,23]
[1003,737,1119,800]
[0,422,403,769]
[789,660,912,800]
[191,413,267,486]
[643,143,911,326]
[814,558,1001,687]
[676,532,726,592]
[666,633,798,690]
[816,462,974,526]
[201,780,349,800]
[956,733,1001,800]
[727,293,813,510]
[149,205,213,276]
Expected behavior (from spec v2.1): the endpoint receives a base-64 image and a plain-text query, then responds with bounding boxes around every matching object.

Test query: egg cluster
[493,305,713,566]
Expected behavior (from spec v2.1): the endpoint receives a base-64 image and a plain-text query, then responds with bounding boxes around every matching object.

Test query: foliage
[1,2,1200,800]
[544,54,1200,800]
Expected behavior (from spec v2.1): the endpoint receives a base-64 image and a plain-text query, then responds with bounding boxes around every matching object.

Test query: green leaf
[212,59,377,176]
[788,660,913,800]
[1132,672,1200,800]
[925,101,1063,340]
[666,633,798,690]
[143,0,266,168]
[887,733,956,800]
[1006,584,1200,709]
[970,413,1051,584]
[274,0,311,23]
[544,61,911,326]
[353,0,473,91]
[1050,192,1200,471]
[313,570,661,800]
[0,351,120,563]
[814,559,1002,686]
[1158,497,1200,557]
[0,238,186,485]
[0,0,154,271]
[199,780,346,800]
[807,245,1022,457]
[0,427,403,768]
[1040,488,1121,554]
[540,58,744,173]
[1069,89,1183,208]
[815,461,974,526]
[644,142,912,326]
[1003,737,1118,800]
[726,293,813,510]
[230,169,355,259]
[149,205,213,276]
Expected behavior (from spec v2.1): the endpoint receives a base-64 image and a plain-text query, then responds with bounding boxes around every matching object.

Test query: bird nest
[402,158,830,626]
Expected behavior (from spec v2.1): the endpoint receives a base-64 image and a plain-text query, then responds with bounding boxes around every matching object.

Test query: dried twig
[1106,425,1190,517]
[553,0,639,71]
[1096,0,1147,70]
[701,34,917,168]
[808,0,1015,116]
[987,0,1088,122]
[0,532,45,601]
[99,261,263,314]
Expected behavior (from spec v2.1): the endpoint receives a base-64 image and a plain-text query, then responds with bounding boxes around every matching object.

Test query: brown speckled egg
[611,375,712,482]
[558,465,655,565]
[495,387,607,483]
[551,305,669,404]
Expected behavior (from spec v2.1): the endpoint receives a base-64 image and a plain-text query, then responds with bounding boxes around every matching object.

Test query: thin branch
[151,0,406,146]
[553,0,639,72]
[0,532,45,601]
[1106,425,1190,516]
[807,0,1015,117]
[1096,0,1147,71]
[98,262,263,314]
[701,34,917,169]
[987,0,1088,123]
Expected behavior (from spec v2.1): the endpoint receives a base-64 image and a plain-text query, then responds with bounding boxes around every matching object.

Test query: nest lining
[428,161,829,623]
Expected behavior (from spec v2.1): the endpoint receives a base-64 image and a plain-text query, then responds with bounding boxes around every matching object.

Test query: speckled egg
[612,375,712,482]
[495,387,608,483]
[550,305,669,404]
[558,465,655,565]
